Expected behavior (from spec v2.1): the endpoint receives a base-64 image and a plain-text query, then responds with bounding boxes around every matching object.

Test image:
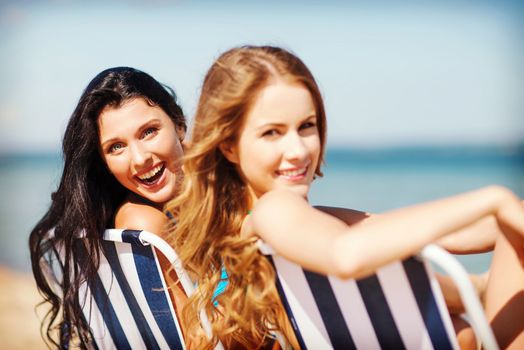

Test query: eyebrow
[255,122,285,131]
[100,137,119,150]
[255,114,317,131]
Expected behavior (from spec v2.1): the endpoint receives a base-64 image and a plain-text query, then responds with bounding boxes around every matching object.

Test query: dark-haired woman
[29,67,187,348]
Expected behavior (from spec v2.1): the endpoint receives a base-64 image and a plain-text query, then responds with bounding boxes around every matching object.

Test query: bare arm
[315,205,500,254]
[436,216,498,254]
[314,205,499,254]
[250,185,524,279]
[437,199,524,254]
[316,205,503,255]
[436,271,489,314]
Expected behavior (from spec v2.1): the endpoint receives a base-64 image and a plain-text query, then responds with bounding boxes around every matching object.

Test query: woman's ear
[176,125,186,141]
[219,141,239,164]
[181,139,189,152]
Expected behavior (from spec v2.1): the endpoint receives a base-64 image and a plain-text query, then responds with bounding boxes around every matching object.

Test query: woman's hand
[438,271,489,315]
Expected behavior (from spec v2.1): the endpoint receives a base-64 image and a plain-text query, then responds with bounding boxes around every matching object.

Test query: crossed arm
[244,185,524,280]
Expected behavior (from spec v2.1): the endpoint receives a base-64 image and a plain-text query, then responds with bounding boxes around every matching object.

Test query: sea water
[0,153,62,272]
[1,146,523,273]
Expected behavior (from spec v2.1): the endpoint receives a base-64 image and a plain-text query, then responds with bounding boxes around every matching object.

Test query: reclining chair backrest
[259,243,498,350]
[42,229,192,349]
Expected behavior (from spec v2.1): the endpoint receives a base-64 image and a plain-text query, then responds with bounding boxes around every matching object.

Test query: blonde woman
[167,46,524,349]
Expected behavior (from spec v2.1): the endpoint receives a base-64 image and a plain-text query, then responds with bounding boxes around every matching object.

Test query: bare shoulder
[255,190,311,215]
[252,190,325,234]
[255,190,372,226]
[314,205,372,225]
[115,201,168,235]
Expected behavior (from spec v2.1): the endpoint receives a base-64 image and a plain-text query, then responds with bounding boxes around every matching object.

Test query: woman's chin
[277,184,310,199]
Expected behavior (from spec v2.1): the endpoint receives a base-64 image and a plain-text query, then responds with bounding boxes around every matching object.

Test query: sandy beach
[0,266,46,349]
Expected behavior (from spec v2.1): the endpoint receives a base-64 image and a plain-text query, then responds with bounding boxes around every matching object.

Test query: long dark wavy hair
[29,67,186,349]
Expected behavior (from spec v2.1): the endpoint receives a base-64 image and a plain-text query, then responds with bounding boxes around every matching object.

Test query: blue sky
[0,1,523,153]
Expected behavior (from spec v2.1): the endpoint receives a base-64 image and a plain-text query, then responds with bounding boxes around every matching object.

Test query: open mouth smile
[135,163,166,186]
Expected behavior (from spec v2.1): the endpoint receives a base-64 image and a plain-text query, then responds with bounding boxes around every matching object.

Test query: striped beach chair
[260,243,499,350]
[42,229,194,349]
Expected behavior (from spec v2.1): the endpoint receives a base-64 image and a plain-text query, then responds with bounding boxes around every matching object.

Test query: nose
[129,142,152,169]
[283,132,308,162]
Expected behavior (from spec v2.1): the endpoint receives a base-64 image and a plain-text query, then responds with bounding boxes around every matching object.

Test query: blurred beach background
[1,0,523,348]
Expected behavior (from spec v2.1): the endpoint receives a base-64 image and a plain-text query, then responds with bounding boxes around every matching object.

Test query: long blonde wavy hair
[166,45,327,348]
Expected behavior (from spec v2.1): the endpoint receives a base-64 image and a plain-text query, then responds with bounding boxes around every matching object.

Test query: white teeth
[137,164,163,180]
[278,168,306,177]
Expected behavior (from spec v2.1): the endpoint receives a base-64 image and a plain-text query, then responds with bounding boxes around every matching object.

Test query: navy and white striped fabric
[46,229,187,350]
[261,246,459,350]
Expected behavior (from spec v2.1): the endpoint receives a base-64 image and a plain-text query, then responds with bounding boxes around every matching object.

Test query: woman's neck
[127,192,163,210]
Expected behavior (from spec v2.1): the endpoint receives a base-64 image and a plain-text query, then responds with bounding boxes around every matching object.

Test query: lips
[135,163,166,186]
[276,166,308,180]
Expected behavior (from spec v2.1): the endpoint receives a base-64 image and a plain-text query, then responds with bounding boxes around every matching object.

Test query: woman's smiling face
[222,80,321,200]
[98,97,184,204]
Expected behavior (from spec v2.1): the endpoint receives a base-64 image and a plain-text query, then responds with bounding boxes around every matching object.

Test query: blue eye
[300,121,316,130]
[262,129,279,137]
[109,143,124,154]
[143,127,158,137]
